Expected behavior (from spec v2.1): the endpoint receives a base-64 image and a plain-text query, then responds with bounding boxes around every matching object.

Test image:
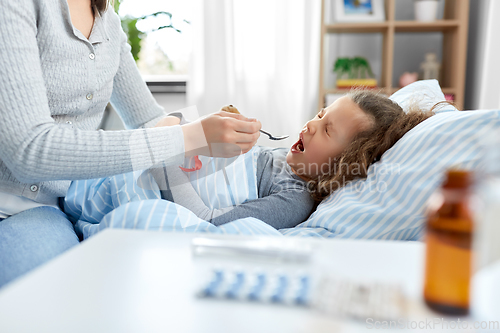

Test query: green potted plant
[333,56,377,89]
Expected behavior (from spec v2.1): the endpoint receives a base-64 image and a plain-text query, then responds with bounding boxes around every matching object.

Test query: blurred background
[103,0,321,150]
[103,0,499,150]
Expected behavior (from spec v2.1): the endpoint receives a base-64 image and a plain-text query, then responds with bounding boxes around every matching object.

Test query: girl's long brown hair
[308,89,437,201]
[92,0,109,13]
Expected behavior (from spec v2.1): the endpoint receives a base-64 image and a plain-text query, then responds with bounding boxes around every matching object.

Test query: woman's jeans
[0,206,80,289]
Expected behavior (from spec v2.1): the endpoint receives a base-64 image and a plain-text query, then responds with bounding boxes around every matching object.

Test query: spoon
[221,105,289,141]
[259,129,289,141]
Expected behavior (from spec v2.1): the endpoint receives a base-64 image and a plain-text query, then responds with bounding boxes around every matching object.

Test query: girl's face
[286,96,373,180]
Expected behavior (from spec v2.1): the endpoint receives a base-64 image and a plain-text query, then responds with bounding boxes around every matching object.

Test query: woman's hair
[308,89,436,201]
[93,0,109,14]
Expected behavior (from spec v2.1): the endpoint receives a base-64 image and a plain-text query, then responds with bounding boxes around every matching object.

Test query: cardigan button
[30,185,38,192]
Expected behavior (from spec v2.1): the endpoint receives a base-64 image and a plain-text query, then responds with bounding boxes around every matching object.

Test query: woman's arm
[151,165,314,229]
[107,10,262,155]
[0,1,185,183]
[0,2,260,183]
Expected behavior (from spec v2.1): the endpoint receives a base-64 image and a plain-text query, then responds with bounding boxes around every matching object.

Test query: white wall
[465,0,500,110]
[152,92,187,113]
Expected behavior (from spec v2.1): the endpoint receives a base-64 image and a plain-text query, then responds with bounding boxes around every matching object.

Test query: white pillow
[281,81,500,240]
[389,79,457,113]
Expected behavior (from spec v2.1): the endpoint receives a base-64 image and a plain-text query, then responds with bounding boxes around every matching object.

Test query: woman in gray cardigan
[0,0,261,288]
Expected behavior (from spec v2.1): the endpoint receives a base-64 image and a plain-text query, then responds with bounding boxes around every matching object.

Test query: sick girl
[153,89,434,229]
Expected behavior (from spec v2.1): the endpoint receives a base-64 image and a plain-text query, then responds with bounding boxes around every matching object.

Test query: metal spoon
[260,129,289,141]
[221,105,289,141]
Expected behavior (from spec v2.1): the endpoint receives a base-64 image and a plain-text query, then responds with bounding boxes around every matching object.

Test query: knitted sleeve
[0,1,184,183]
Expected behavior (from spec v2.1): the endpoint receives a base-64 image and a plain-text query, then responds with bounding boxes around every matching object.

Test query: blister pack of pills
[196,269,406,321]
[197,269,311,306]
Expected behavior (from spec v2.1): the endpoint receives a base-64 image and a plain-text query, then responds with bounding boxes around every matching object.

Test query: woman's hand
[181,111,261,158]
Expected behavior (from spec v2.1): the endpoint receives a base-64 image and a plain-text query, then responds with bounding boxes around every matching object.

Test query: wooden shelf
[318,0,469,110]
[326,20,460,33]
[394,20,460,32]
[324,88,389,95]
[441,88,456,94]
[326,22,389,33]
[324,87,457,96]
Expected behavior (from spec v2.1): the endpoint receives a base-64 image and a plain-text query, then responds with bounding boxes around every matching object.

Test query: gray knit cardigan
[0,0,185,204]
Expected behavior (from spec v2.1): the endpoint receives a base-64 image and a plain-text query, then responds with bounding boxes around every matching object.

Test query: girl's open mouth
[291,134,305,153]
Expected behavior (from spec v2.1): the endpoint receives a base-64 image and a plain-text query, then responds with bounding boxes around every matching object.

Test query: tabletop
[0,228,468,333]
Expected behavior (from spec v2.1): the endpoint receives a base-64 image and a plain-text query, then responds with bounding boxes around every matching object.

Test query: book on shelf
[336,78,377,89]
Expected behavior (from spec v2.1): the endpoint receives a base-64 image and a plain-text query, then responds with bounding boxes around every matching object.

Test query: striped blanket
[65,78,500,241]
[65,148,283,239]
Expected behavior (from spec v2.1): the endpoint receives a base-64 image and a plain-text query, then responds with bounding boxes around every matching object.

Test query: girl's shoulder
[257,146,288,160]
[256,146,288,171]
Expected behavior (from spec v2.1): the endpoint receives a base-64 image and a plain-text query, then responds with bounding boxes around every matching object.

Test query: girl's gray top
[157,148,316,230]
[0,0,185,204]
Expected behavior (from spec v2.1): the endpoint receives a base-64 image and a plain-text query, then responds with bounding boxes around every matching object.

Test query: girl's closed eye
[317,109,326,118]
[320,109,331,134]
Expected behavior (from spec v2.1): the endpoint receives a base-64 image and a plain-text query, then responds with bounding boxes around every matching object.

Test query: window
[116,0,193,83]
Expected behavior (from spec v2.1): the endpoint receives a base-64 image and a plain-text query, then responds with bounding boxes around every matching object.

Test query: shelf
[390,87,456,95]
[325,20,460,33]
[319,0,469,110]
[384,87,456,95]
[325,22,388,33]
[324,86,456,96]
[324,88,387,95]
[394,20,460,32]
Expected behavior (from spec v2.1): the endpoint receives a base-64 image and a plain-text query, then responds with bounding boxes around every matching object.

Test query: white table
[0,229,469,332]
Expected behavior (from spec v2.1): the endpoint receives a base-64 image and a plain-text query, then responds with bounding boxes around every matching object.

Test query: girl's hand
[154,116,181,127]
[181,111,261,158]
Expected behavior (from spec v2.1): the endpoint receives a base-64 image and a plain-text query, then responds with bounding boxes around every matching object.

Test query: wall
[465,0,500,110]
[152,92,188,113]
[392,0,444,86]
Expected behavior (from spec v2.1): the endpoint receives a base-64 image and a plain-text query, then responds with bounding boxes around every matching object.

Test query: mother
[0,0,261,287]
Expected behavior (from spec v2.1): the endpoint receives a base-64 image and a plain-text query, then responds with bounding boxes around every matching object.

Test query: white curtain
[187,0,321,148]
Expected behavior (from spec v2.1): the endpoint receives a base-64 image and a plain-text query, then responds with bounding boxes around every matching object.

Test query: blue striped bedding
[65,147,282,239]
[65,81,500,241]
[281,109,500,240]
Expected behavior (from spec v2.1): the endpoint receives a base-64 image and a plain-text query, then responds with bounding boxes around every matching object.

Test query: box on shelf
[336,78,378,89]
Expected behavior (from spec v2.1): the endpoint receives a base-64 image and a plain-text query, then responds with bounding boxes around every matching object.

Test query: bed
[65,80,500,241]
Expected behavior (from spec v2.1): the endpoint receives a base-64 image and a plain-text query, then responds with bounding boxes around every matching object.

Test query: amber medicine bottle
[423,170,474,315]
